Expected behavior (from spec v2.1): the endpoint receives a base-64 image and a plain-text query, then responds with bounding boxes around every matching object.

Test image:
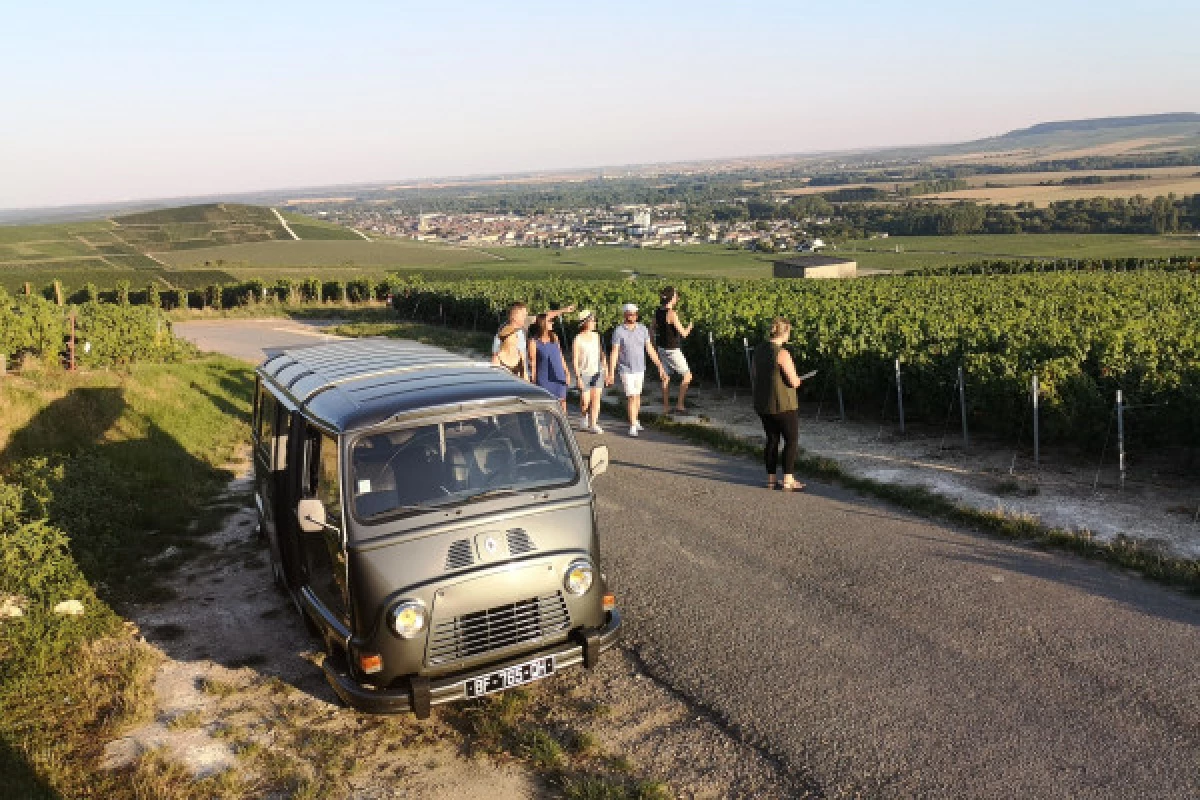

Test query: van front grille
[506,528,536,555]
[444,539,474,571]
[427,592,570,666]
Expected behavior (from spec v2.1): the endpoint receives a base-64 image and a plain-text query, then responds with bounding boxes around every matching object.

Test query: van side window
[257,389,278,458]
[303,426,343,530]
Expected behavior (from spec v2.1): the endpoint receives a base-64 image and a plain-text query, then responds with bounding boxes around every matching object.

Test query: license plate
[464,656,555,698]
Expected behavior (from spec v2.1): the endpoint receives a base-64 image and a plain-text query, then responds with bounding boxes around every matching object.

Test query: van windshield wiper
[461,486,527,504]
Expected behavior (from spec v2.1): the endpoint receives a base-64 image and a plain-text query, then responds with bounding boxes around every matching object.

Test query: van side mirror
[297,498,328,533]
[588,445,610,478]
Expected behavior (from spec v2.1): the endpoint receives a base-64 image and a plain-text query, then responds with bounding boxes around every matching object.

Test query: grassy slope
[280,211,365,240]
[0,357,253,797]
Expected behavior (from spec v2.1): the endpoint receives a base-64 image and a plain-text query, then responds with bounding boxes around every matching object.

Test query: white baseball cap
[621,303,638,313]
[578,309,595,322]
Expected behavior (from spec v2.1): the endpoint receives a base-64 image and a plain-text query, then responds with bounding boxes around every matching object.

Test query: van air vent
[444,539,474,571]
[506,529,536,555]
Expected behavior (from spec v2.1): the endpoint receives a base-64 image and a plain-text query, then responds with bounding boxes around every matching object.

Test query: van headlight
[389,600,427,638]
[563,560,594,595]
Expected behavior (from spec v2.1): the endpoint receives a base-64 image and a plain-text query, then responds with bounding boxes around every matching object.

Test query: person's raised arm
[544,305,576,322]
[668,308,693,339]
[777,348,803,389]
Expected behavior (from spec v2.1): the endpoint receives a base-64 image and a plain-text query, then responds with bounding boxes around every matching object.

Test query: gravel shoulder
[103,461,798,798]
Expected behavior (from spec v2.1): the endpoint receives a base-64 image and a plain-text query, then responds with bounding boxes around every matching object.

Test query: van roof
[256,338,552,433]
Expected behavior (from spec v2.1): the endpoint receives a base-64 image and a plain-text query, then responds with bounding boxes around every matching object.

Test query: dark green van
[252,339,620,716]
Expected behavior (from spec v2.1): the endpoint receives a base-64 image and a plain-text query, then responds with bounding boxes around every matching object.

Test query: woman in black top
[653,286,694,415]
[751,317,806,491]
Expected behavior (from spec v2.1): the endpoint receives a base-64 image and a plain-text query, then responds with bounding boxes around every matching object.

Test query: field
[4,197,1200,293]
[927,173,1200,206]
[396,272,1200,452]
[838,233,1200,271]
[0,206,394,292]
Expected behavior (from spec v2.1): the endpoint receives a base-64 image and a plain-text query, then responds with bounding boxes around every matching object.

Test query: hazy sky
[3,0,1197,209]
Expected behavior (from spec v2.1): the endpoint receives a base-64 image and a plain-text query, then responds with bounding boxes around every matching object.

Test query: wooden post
[1032,373,1040,466]
[958,365,969,450]
[1116,390,1126,491]
[708,332,721,391]
[68,312,77,372]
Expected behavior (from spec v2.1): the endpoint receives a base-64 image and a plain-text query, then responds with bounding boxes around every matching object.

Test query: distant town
[305,205,846,254]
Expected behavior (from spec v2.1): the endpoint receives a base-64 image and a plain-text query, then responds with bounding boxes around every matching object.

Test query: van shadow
[0,387,336,747]
[0,740,62,800]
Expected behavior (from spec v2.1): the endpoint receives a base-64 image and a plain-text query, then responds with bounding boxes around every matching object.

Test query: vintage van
[252,339,620,716]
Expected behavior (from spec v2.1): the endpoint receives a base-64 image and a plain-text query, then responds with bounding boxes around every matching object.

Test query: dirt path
[272,208,300,241]
[666,384,1200,560]
[102,460,796,798]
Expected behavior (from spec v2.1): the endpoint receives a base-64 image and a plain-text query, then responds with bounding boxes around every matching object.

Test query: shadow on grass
[0,369,258,794]
[2,388,234,607]
[0,740,62,800]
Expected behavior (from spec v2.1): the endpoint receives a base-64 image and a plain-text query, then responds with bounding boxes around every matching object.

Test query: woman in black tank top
[654,306,682,350]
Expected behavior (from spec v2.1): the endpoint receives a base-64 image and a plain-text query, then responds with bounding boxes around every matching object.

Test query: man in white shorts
[608,303,667,437]
[653,286,694,415]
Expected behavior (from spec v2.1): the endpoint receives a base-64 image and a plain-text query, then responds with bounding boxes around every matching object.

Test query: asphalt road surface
[180,320,1200,799]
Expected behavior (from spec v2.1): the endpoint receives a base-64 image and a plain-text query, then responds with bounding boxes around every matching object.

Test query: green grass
[0,356,255,797]
[280,212,366,241]
[7,204,1200,292]
[838,233,1200,270]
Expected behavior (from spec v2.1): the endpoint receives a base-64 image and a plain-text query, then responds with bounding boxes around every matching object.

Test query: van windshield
[350,409,579,522]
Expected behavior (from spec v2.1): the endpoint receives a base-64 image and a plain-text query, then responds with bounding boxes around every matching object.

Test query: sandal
[779,482,806,492]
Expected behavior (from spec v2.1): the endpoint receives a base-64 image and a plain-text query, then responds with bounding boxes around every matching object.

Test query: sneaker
[628,425,639,437]
[578,415,589,430]
[589,423,604,434]
[631,421,643,434]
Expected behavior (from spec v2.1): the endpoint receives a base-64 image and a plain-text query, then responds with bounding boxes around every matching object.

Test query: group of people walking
[491,287,695,437]
[491,290,806,491]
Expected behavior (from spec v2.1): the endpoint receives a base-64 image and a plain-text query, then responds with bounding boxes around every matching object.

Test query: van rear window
[350,410,578,522]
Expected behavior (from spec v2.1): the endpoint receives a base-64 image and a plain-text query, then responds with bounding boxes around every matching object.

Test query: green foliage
[73,303,194,366]
[0,295,191,366]
[115,280,130,306]
[392,272,1200,447]
[0,358,254,795]
[0,295,60,361]
[146,283,161,309]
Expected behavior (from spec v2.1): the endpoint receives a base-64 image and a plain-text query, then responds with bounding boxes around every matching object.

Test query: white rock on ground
[53,599,85,616]
[0,595,27,619]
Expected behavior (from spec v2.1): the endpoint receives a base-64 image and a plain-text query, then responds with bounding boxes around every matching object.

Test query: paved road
[180,321,1200,799]
[174,318,344,363]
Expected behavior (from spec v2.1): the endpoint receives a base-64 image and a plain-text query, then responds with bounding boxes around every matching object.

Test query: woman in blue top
[528,313,571,412]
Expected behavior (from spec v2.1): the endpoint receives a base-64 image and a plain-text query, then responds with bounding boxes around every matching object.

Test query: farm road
[177,319,1200,799]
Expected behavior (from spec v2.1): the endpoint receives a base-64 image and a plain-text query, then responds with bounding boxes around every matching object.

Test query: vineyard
[393,273,1200,450]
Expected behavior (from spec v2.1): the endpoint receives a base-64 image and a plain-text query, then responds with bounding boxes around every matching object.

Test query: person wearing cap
[572,309,608,433]
[654,286,694,415]
[607,303,667,437]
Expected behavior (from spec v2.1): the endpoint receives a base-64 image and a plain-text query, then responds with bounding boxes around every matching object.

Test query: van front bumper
[322,610,621,717]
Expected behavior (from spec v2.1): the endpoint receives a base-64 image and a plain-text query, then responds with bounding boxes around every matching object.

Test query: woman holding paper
[751,317,807,491]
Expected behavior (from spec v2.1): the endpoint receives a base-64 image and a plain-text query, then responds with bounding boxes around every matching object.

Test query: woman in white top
[572,310,609,433]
